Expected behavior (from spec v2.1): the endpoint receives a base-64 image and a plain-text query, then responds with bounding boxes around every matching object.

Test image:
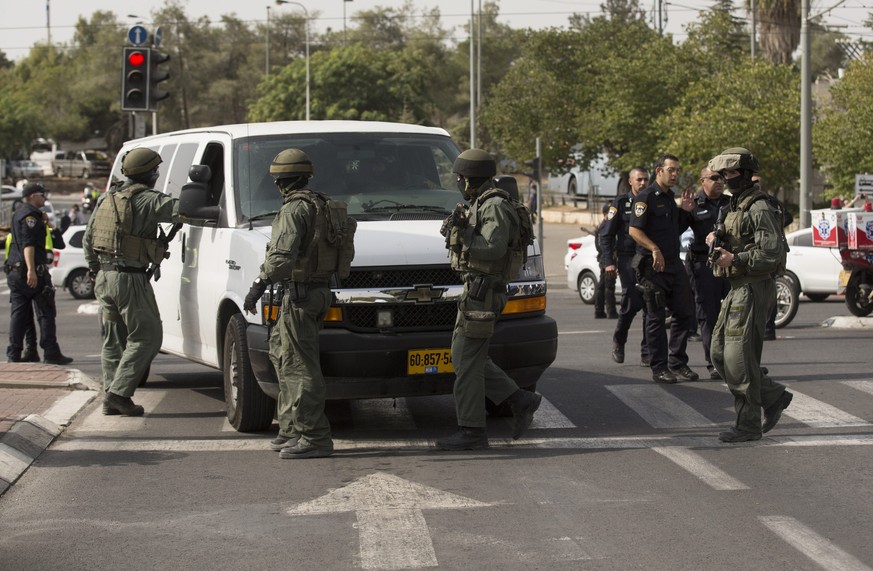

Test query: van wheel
[223,314,275,432]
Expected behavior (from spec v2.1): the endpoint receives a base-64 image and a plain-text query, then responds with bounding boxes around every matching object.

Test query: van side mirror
[179,164,220,221]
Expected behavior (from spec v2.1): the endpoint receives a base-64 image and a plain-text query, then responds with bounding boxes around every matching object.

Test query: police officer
[83,148,181,416]
[436,149,541,450]
[707,148,793,442]
[628,155,698,383]
[4,182,72,365]
[244,149,353,459]
[600,167,650,365]
[593,203,618,319]
[681,167,731,379]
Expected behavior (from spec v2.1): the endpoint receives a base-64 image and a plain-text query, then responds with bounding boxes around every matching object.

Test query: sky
[1,0,871,60]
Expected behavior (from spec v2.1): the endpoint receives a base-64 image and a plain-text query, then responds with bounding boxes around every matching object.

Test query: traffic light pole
[536,137,543,253]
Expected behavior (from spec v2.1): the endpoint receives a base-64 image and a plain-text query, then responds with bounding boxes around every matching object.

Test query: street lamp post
[266,6,271,76]
[344,0,353,46]
[276,0,310,120]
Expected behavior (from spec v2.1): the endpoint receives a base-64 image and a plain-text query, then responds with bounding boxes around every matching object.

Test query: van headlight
[516,254,545,282]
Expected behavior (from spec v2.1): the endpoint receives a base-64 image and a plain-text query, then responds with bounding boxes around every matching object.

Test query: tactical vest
[451,187,533,281]
[90,183,168,266]
[286,190,357,283]
[713,188,789,279]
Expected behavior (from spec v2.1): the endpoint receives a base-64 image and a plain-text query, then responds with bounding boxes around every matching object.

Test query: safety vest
[285,190,356,283]
[5,227,54,261]
[90,183,167,266]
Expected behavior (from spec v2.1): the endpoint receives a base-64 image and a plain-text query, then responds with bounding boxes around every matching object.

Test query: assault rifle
[440,203,468,254]
[707,207,728,267]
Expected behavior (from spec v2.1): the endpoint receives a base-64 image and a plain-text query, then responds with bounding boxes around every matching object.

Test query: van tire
[223,313,275,432]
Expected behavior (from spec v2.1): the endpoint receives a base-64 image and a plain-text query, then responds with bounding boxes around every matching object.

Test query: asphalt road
[1,223,872,570]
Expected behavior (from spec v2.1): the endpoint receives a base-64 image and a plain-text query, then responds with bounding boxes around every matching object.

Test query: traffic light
[121,47,150,111]
[149,49,171,109]
[524,157,541,182]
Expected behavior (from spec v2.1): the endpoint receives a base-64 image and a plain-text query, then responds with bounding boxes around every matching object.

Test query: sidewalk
[0,362,99,495]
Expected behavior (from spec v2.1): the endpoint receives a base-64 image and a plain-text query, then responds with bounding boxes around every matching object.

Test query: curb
[0,370,99,496]
[0,368,101,390]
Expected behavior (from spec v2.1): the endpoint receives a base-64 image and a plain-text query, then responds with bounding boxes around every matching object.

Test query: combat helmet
[453,149,497,179]
[121,148,162,176]
[708,147,759,174]
[270,148,314,179]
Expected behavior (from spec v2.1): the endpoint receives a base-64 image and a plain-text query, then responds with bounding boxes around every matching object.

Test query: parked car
[565,232,689,304]
[565,233,615,304]
[774,227,844,328]
[9,160,45,179]
[50,224,94,299]
[54,150,112,178]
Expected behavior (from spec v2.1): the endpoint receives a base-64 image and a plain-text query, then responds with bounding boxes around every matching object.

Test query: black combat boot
[104,392,145,417]
[507,389,542,440]
[22,346,40,362]
[762,391,793,433]
[612,342,625,363]
[102,390,121,416]
[44,353,74,365]
[435,427,489,450]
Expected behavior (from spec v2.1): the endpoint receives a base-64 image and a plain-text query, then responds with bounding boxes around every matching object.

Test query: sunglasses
[702,175,723,182]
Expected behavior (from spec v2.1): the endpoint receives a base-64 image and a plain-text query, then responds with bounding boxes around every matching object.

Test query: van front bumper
[246,316,558,400]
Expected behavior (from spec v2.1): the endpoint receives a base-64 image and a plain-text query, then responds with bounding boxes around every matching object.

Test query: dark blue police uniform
[682,192,731,372]
[629,183,695,374]
[600,191,648,360]
[4,203,64,362]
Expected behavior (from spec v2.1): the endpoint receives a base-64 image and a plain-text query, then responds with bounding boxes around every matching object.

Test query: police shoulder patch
[633,202,647,218]
[607,206,618,220]
[25,216,37,228]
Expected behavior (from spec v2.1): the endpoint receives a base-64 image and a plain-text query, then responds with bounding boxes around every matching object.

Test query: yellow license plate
[407,348,454,375]
[839,269,852,287]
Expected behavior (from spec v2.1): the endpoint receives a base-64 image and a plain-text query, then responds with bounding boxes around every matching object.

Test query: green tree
[682,0,750,70]
[748,0,801,65]
[814,54,873,196]
[659,59,799,194]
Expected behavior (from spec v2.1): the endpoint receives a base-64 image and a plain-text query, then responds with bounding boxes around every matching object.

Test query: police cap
[22,182,48,197]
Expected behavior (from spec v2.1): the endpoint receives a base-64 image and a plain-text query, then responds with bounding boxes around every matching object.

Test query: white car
[565,233,613,304]
[774,227,843,327]
[50,224,94,299]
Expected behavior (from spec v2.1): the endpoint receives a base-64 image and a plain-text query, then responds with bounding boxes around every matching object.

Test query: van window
[234,133,460,224]
[165,143,198,198]
[154,144,177,193]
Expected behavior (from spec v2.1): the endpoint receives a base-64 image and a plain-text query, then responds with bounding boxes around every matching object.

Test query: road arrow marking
[286,472,493,570]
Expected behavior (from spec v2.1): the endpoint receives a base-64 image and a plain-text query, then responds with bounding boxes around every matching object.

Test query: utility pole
[266,6,271,76]
[477,0,482,111]
[469,0,476,148]
[750,0,757,59]
[799,0,812,228]
[46,0,51,46]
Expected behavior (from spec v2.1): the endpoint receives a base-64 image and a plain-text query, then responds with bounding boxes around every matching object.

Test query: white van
[109,121,558,432]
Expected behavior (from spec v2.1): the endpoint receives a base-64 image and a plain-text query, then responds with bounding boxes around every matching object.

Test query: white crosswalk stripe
[652,446,749,491]
[783,388,870,429]
[605,384,715,428]
[842,380,873,397]
[760,516,873,571]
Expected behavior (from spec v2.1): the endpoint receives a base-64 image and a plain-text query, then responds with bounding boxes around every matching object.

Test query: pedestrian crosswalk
[66,379,873,451]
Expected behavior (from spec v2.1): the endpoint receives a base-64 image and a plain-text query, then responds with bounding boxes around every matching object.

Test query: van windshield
[234,132,461,223]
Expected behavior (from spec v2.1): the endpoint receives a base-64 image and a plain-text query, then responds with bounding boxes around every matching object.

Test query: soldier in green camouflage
[706,147,793,442]
[244,149,355,460]
[83,148,181,416]
[436,149,541,451]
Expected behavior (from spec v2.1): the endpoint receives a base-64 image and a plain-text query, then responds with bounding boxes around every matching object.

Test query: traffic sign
[128,25,148,47]
[154,26,163,47]
[856,174,873,195]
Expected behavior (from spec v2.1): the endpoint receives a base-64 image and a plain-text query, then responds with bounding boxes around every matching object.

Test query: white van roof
[125,120,452,145]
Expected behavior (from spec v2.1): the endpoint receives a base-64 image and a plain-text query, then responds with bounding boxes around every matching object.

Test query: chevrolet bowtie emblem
[405,284,445,303]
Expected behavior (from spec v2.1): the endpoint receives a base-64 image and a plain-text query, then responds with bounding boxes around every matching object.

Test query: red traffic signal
[121,47,150,112]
